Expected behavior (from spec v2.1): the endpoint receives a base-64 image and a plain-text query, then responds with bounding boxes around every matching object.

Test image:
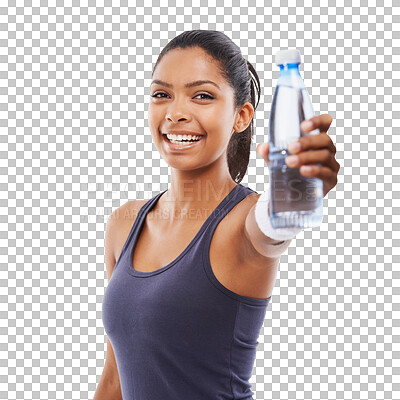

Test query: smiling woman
[94,28,340,400]
[95,30,286,400]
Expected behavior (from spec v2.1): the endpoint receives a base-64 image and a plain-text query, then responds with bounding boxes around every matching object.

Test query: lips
[162,133,204,150]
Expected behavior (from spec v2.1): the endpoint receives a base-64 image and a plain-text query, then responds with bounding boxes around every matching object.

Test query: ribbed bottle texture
[268,49,323,229]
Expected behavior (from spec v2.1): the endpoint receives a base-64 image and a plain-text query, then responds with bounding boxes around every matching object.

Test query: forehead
[153,47,227,86]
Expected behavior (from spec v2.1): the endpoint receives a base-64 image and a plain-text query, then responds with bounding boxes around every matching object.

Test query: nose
[166,114,188,123]
[165,98,191,123]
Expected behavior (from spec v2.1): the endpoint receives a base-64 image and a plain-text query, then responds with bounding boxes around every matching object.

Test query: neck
[160,163,237,224]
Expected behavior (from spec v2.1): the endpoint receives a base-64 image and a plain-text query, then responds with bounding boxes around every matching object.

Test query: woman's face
[148,46,241,172]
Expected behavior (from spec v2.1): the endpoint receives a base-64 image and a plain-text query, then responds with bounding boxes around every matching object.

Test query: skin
[148,45,340,225]
[148,46,254,224]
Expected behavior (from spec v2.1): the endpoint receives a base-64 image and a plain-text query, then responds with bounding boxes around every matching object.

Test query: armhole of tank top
[112,199,149,274]
[201,187,271,307]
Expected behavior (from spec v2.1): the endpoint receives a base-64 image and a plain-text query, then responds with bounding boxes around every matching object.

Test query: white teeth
[166,133,201,141]
[169,139,198,145]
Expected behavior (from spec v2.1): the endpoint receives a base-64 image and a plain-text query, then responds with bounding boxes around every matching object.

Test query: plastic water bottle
[268,49,323,229]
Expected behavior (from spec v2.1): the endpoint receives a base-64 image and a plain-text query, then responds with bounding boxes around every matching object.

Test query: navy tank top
[102,183,272,400]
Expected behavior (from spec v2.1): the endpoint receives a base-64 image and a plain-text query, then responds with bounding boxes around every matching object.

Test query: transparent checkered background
[2,1,399,399]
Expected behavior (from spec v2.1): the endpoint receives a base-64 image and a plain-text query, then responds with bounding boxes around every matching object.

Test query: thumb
[256,142,269,158]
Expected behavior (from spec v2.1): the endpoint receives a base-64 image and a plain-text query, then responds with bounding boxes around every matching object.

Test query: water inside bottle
[269,85,324,229]
[269,156,323,228]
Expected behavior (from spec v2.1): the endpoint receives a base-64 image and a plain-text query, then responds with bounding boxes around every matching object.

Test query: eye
[151,92,168,98]
[194,93,214,100]
[150,92,214,100]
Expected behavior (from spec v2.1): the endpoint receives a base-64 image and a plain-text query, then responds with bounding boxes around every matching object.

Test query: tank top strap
[129,189,168,243]
[204,183,256,234]
[128,188,168,245]
[137,189,168,218]
[139,184,255,233]
[114,189,168,270]
[133,184,254,251]
[118,184,255,274]
[198,183,269,306]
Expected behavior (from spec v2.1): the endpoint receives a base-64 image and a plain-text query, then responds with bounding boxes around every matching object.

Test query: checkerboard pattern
[2,1,398,399]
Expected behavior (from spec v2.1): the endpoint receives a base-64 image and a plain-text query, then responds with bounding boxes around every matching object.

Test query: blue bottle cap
[275,49,301,66]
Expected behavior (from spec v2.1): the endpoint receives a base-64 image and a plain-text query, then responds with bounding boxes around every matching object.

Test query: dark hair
[152,30,261,184]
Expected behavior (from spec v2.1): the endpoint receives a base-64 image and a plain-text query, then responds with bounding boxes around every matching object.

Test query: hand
[256,114,340,197]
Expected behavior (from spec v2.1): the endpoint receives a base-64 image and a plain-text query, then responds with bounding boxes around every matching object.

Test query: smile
[162,133,205,150]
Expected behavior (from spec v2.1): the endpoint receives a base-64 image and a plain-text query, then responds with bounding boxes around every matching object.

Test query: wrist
[254,189,303,241]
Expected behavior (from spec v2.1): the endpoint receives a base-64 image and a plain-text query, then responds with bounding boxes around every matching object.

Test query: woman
[95,30,340,400]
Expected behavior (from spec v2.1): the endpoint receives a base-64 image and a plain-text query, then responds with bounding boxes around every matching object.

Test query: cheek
[148,102,160,120]
[147,107,161,133]
[147,105,154,123]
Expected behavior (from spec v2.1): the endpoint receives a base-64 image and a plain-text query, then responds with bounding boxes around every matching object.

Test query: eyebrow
[151,79,221,90]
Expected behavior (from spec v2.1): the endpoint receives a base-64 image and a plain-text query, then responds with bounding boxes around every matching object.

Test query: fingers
[300,164,336,181]
[256,112,336,175]
[255,113,338,197]
[256,142,270,166]
[300,164,338,196]
[288,131,337,156]
[301,113,333,134]
[256,142,269,156]
[286,147,340,175]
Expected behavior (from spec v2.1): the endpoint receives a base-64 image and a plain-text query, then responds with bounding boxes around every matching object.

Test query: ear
[233,102,254,133]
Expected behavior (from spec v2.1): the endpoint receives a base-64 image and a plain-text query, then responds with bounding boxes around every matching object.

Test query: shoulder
[231,191,261,220]
[108,199,148,225]
[106,199,150,265]
[219,190,260,252]
[226,190,289,261]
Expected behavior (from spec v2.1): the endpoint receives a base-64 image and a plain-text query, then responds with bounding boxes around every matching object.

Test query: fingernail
[301,120,313,131]
[288,141,301,153]
[301,166,312,173]
[286,155,298,166]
